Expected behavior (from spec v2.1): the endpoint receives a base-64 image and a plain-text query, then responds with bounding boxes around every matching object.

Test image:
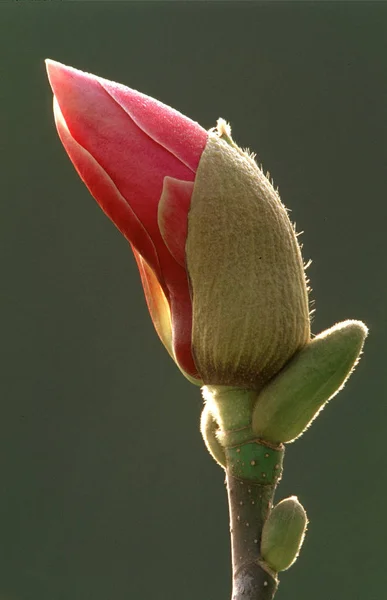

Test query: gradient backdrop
[1,2,386,599]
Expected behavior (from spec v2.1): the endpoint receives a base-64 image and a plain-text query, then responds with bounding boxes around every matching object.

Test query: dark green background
[1,2,386,599]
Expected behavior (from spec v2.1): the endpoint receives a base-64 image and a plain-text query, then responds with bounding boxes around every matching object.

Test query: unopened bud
[261,496,308,572]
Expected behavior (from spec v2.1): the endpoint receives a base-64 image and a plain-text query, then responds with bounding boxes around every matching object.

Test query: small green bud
[252,320,368,443]
[200,403,226,467]
[261,496,308,572]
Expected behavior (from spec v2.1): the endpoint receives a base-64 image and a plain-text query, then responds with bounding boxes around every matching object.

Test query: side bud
[261,496,308,572]
[252,320,368,443]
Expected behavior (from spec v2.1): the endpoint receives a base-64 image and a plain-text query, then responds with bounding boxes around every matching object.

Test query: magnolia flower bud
[261,496,308,572]
[186,128,310,389]
[46,61,310,389]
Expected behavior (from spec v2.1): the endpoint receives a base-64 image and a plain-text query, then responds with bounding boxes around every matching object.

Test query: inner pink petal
[158,177,194,267]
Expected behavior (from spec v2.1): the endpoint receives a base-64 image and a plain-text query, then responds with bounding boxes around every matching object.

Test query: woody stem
[205,386,284,600]
[225,441,283,600]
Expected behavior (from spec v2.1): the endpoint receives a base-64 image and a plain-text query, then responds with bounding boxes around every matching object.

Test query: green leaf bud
[261,496,308,572]
[252,320,368,443]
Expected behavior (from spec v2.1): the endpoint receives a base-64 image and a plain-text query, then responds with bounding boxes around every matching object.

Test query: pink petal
[100,78,207,172]
[169,286,199,379]
[46,60,206,378]
[46,60,198,273]
[131,246,174,359]
[133,246,201,384]
[158,177,194,268]
[53,97,161,281]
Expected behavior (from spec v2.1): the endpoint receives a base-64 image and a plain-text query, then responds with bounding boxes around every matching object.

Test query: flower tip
[45,58,63,77]
[45,59,87,93]
[45,59,67,92]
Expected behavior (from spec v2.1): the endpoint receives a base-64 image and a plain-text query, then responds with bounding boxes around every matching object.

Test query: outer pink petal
[46,60,198,278]
[54,97,199,378]
[99,78,207,172]
[53,98,161,279]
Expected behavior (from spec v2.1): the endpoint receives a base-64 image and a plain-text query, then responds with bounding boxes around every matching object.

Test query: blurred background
[1,2,386,599]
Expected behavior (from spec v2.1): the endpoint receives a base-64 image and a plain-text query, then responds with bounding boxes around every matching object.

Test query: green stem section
[205,386,284,600]
[226,441,284,600]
